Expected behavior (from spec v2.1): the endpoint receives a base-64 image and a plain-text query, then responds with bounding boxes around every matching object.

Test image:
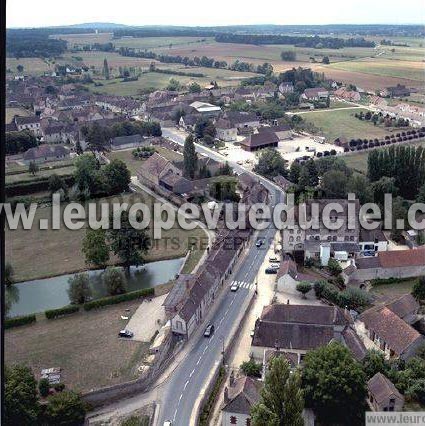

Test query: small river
[6,258,184,318]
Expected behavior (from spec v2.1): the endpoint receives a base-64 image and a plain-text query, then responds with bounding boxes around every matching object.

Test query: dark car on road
[204,324,215,337]
[256,239,264,247]
[118,329,134,338]
[265,267,278,274]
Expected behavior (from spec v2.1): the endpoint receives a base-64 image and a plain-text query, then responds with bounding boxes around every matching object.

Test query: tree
[102,159,131,194]
[5,262,14,286]
[183,134,198,179]
[362,350,390,380]
[240,359,262,378]
[48,174,66,194]
[370,176,398,207]
[412,277,425,302]
[302,342,367,425]
[16,64,24,73]
[296,281,312,299]
[28,161,39,175]
[327,258,342,276]
[75,138,83,155]
[102,267,127,296]
[304,159,319,187]
[417,183,425,203]
[167,78,181,91]
[67,273,92,304]
[254,149,287,179]
[38,378,50,398]
[81,122,111,152]
[189,82,201,93]
[280,51,296,61]
[216,161,233,176]
[5,365,39,425]
[102,58,110,80]
[82,229,110,267]
[347,174,372,204]
[321,170,348,198]
[44,391,86,426]
[289,161,301,184]
[251,356,304,426]
[322,56,330,64]
[390,196,407,243]
[73,153,98,193]
[107,211,150,274]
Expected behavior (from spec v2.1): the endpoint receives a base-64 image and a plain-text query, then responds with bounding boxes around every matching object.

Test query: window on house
[350,236,355,241]
[230,416,237,424]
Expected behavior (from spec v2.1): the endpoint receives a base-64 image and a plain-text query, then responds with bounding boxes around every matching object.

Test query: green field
[328,57,425,82]
[300,108,393,142]
[6,162,75,185]
[6,57,52,75]
[6,191,206,282]
[5,107,30,123]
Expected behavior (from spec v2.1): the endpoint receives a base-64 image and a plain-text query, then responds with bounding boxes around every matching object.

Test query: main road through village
[156,128,284,425]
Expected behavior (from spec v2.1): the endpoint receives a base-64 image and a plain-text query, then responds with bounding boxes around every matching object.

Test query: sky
[6,0,425,27]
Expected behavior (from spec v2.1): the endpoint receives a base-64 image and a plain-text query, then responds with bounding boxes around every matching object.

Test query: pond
[6,258,185,318]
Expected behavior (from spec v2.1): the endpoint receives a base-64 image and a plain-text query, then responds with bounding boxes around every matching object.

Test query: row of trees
[215,33,375,49]
[355,110,410,128]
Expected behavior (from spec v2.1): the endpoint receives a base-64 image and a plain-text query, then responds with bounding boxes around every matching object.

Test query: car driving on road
[230,282,239,292]
[204,324,215,337]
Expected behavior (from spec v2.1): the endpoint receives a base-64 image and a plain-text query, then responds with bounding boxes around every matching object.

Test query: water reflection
[7,258,184,318]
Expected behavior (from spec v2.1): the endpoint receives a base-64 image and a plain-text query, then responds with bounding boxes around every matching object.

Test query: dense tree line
[215,33,375,49]
[367,145,425,200]
[6,30,67,58]
[6,131,38,155]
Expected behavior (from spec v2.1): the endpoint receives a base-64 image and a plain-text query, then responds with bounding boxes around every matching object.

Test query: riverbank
[5,191,208,282]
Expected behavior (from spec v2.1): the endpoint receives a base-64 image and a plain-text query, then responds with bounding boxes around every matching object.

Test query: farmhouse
[215,118,237,142]
[14,115,42,136]
[22,145,70,164]
[279,81,294,95]
[178,114,200,132]
[368,373,404,412]
[239,129,279,152]
[356,304,424,360]
[301,87,329,101]
[137,152,181,186]
[224,111,260,130]
[382,84,411,98]
[350,246,425,282]
[190,101,221,117]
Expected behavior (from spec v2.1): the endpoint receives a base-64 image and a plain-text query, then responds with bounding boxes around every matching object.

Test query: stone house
[215,118,237,142]
[239,129,279,152]
[356,304,424,360]
[222,375,261,426]
[368,373,404,412]
[22,145,70,164]
[137,152,182,186]
[110,134,145,151]
[14,115,42,136]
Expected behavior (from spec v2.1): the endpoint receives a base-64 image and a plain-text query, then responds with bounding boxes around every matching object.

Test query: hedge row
[6,175,75,197]
[5,314,36,329]
[45,305,80,319]
[370,277,413,286]
[83,287,155,311]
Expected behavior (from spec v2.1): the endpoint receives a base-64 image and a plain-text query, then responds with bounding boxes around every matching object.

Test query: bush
[83,287,154,311]
[296,281,312,298]
[327,258,342,276]
[38,378,50,397]
[5,314,36,329]
[314,280,327,299]
[45,305,80,320]
[240,359,262,378]
[103,267,127,296]
[53,383,66,392]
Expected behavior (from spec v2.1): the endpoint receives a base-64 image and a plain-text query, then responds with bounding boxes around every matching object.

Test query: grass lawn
[342,140,425,174]
[4,300,150,392]
[5,107,30,123]
[300,108,393,142]
[6,57,52,75]
[5,164,75,185]
[371,278,418,299]
[6,191,207,282]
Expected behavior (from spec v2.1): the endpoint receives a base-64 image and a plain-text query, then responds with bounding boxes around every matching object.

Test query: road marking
[196,357,201,365]
[184,380,189,390]
[190,369,195,377]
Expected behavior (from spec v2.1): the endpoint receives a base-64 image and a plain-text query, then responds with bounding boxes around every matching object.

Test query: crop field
[50,31,114,47]
[300,108,394,142]
[114,36,212,50]
[328,57,425,82]
[6,57,52,75]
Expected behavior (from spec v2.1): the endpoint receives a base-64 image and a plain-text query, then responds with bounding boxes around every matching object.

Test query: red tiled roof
[378,247,425,268]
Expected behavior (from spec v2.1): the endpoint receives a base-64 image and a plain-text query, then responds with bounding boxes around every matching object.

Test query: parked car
[265,267,278,274]
[269,264,279,270]
[269,256,280,263]
[164,421,172,426]
[118,329,134,338]
[204,324,215,337]
[363,250,376,257]
[230,282,239,292]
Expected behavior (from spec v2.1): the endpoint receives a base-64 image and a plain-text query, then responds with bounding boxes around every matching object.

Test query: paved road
[157,128,283,425]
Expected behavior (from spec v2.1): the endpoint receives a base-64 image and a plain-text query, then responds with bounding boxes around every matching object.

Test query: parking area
[276,134,344,164]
